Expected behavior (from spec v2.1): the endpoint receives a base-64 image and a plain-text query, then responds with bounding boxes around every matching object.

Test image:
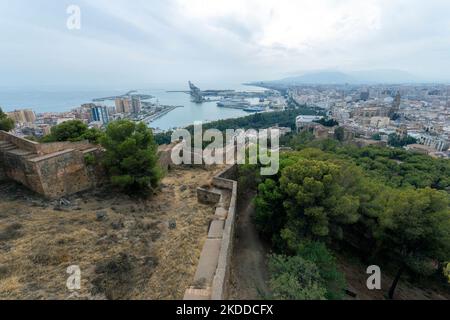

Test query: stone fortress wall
[0,131,181,199]
[184,165,238,300]
[0,131,99,198]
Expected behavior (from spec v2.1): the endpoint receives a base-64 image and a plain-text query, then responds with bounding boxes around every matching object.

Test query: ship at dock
[243,106,265,113]
[217,98,251,109]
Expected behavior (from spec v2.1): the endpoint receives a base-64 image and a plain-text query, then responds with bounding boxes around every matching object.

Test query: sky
[1,0,450,89]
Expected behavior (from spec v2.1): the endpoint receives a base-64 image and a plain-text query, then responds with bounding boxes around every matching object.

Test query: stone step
[0,145,16,151]
[6,149,35,157]
[0,142,14,148]
[23,153,38,159]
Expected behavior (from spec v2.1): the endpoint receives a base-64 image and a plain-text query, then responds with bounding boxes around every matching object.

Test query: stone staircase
[0,141,16,152]
[0,140,38,159]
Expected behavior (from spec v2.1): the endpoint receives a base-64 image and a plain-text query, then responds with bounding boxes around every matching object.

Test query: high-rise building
[7,109,36,124]
[115,98,125,113]
[123,98,132,113]
[114,97,134,114]
[131,96,141,114]
[91,105,110,125]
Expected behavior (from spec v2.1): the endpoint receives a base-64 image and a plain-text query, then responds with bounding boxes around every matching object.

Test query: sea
[0,84,266,131]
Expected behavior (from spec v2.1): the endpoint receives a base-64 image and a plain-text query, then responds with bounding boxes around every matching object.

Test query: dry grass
[0,166,223,300]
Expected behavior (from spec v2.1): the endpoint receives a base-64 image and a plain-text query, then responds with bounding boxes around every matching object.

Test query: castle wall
[37,141,93,155]
[184,165,238,300]
[2,150,44,194]
[0,130,40,153]
[0,131,98,198]
[30,150,92,199]
[210,169,238,300]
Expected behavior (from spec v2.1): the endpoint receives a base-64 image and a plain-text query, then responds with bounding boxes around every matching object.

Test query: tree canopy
[0,107,14,132]
[154,108,318,145]
[41,120,102,144]
[252,135,450,299]
[100,120,161,195]
[268,241,346,300]
[374,187,450,298]
[268,254,327,300]
[388,133,417,147]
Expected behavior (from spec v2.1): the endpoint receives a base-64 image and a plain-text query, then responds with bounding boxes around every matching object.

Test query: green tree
[288,131,315,150]
[100,120,161,195]
[375,187,450,299]
[372,133,382,141]
[268,254,327,300]
[238,164,262,193]
[444,262,450,283]
[388,133,417,147]
[254,179,286,245]
[279,159,360,241]
[154,108,319,145]
[43,120,88,142]
[0,107,14,132]
[81,127,104,144]
[296,241,347,300]
[334,127,345,142]
[41,120,103,144]
[315,118,339,127]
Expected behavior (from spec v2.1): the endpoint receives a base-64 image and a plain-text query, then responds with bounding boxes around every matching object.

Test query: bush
[268,254,326,300]
[296,241,346,300]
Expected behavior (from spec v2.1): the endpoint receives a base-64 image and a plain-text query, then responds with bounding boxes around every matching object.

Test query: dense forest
[154,107,318,145]
[246,134,450,300]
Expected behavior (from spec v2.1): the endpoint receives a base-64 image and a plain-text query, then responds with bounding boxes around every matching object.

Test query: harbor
[88,82,287,131]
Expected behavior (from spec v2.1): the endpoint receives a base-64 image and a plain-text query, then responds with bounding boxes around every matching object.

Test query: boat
[217,98,251,109]
[243,106,265,113]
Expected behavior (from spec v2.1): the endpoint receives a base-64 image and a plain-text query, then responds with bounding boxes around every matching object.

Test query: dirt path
[229,192,271,300]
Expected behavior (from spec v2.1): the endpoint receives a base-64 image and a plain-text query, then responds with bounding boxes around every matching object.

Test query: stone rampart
[184,165,238,300]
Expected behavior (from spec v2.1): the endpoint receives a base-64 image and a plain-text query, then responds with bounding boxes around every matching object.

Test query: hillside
[0,166,223,300]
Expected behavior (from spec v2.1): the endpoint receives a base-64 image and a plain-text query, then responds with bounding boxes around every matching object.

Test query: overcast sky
[1,0,450,88]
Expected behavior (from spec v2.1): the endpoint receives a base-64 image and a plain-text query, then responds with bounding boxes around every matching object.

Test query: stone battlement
[0,131,183,199]
[0,131,100,199]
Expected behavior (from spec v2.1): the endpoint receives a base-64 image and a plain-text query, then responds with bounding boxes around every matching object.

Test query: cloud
[0,0,450,87]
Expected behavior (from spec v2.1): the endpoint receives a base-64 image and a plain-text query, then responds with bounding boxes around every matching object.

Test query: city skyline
[2,0,450,89]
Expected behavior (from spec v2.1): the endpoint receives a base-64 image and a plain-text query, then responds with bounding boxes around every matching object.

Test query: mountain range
[266,70,421,85]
